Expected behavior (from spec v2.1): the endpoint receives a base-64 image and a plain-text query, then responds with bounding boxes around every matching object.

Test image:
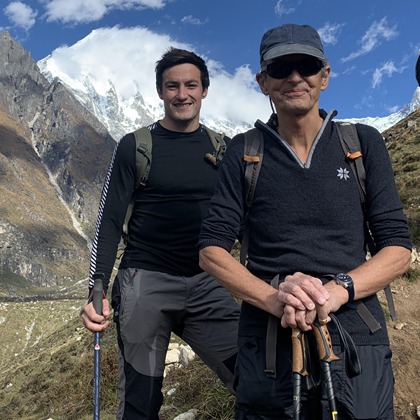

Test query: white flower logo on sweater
[337,167,350,180]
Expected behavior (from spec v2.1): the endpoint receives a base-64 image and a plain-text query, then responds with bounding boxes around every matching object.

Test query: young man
[198,24,412,419]
[81,48,240,420]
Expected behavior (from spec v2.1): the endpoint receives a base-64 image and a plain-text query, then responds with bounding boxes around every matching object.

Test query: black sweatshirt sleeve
[88,134,137,295]
[198,133,245,252]
[357,124,412,252]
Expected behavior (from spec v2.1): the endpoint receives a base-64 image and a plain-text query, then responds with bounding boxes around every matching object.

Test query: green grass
[383,109,420,247]
[0,313,235,420]
[0,268,38,297]
[401,266,420,283]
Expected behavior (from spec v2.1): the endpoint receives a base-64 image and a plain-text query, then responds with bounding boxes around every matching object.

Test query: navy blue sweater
[198,110,412,345]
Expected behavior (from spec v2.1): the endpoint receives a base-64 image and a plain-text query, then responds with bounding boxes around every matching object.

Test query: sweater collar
[254,109,337,169]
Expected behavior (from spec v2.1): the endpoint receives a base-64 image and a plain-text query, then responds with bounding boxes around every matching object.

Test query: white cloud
[181,15,209,25]
[202,62,270,123]
[329,71,339,78]
[4,2,38,31]
[360,95,374,109]
[40,26,270,124]
[341,17,398,63]
[372,61,406,88]
[342,66,356,75]
[401,43,420,65]
[41,0,166,24]
[386,104,399,113]
[274,0,300,17]
[317,22,345,46]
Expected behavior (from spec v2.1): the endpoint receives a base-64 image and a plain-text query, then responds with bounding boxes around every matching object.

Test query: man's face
[256,54,330,117]
[157,63,208,132]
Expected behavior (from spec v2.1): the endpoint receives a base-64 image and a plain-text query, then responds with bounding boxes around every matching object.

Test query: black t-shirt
[89,122,223,293]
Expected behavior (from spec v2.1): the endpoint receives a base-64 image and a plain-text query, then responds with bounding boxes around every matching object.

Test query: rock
[165,348,180,365]
[411,248,419,264]
[416,405,420,418]
[179,344,195,367]
[168,343,179,350]
[394,322,406,330]
[167,388,177,396]
[159,406,172,415]
[173,409,197,420]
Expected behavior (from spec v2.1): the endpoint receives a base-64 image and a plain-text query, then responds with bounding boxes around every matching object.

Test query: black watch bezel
[335,273,355,303]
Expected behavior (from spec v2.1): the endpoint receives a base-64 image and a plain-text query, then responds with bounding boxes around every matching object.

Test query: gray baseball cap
[260,24,325,64]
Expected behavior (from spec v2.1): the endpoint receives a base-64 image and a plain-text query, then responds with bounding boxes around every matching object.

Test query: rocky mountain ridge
[0,30,115,287]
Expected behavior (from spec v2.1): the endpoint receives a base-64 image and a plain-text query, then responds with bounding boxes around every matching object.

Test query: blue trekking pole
[92,273,104,420]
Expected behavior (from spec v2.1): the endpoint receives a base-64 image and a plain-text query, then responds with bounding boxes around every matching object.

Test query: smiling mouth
[174,103,192,109]
[285,89,307,96]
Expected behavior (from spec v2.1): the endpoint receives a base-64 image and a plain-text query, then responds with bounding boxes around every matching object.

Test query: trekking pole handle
[92,273,104,316]
[313,319,339,420]
[291,327,308,376]
[312,320,339,363]
[291,327,307,420]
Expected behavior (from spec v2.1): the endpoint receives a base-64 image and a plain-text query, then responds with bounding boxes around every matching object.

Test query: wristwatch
[335,273,355,303]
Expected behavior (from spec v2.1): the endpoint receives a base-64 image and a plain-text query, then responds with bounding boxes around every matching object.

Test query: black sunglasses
[262,58,323,79]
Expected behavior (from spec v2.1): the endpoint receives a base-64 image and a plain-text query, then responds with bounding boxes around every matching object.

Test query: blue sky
[1,0,419,122]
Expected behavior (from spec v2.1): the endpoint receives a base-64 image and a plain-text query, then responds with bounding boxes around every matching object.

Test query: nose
[287,68,303,82]
[177,85,188,100]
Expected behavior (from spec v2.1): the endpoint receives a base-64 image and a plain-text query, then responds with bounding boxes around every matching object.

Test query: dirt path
[381,276,420,419]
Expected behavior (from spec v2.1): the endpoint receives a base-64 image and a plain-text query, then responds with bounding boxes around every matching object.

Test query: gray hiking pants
[111,267,240,420]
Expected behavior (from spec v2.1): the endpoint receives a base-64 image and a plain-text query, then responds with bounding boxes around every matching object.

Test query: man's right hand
[276,272,330,330]
[81,298,111,332]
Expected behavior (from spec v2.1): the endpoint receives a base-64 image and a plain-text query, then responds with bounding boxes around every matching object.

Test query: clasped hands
[270,272,344,331]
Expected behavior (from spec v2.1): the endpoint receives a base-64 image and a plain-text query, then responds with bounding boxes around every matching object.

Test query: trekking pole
[92,273,104,420]
[291,327,308,420]
[312,319,339,420]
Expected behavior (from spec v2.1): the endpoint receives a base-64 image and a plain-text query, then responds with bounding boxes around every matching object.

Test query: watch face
[335,273,355,303]
[336,273,353,286]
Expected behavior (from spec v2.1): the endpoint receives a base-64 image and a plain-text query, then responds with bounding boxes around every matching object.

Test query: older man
[198,24,411,419]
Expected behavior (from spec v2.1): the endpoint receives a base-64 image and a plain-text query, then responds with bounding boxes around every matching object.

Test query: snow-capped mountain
[38,51,419,139]
[37,55,252,140]
[337,87,420,133]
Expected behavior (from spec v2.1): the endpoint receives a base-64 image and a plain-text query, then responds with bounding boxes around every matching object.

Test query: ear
[157,85,163,100]
[320,66,331,91]
[202,87,208,99]
[256,72,269,96]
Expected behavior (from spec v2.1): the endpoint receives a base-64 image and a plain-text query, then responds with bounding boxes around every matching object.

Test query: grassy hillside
[383,107,420,245]
[0,313,235,420]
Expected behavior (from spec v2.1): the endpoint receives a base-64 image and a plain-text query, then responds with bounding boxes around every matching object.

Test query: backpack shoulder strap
[335,121,397,323]
[203,125,227,167]
[116,127,153,260]
[240,128,264,266]
[133,126,153,188]
[335,122,367,206]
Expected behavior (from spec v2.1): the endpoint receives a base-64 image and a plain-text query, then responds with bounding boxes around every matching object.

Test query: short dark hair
[155,47,210,91]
